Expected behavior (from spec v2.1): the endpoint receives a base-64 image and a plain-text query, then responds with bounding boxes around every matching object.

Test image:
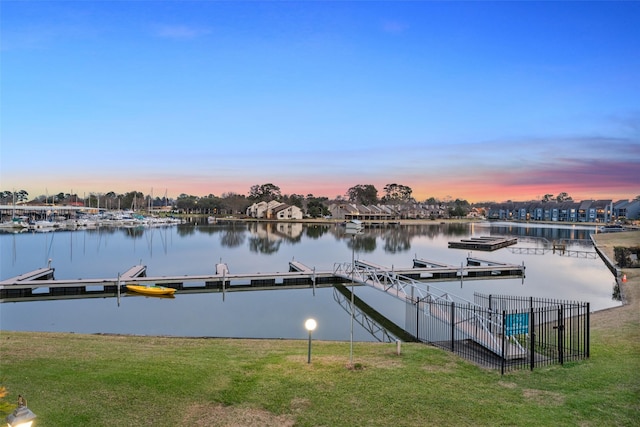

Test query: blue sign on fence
[505,313,529,336]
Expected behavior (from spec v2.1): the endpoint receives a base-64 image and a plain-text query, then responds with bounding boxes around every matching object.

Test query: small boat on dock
[125,284,176,296]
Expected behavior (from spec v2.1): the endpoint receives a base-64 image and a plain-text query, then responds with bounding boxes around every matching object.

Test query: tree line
[3,186,621,219]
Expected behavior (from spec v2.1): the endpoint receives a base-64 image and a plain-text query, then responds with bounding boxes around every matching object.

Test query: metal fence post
[530,306,535,371]
[450,301,455,353]
[558,305,565,365]
[586,302,590,358]
[501,310,506,375]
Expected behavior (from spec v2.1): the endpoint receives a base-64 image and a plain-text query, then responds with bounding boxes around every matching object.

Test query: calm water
[0,221,619,341]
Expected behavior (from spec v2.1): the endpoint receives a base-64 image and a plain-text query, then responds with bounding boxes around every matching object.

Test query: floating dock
[1,255,525,302]
[448,236,517,251]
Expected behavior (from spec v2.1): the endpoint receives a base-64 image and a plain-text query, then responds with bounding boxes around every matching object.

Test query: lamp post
[345,220,363,366]
[350,233,355,365]
[6,395,37,427]
[305,318,317,363]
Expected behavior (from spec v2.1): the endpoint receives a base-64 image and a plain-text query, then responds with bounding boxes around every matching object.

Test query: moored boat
[125,284,176,296]
[0,217,29,229]
[599,224,625,233]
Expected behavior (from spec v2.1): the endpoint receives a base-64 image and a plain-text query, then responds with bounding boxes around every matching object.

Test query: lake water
[0,221,619,341]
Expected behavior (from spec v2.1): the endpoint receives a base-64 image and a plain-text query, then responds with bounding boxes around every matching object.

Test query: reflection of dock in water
[333,284,415,343]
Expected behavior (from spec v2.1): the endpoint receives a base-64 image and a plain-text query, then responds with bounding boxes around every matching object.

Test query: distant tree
[221,192,250,215]
[0,191,10,203]
[306,195,330,218]
[556,192,573,202]
[282,193,304,209]
[448,198,471,218]
[424,196,439,206]
[248,183,281,202]
[176,194,198,213]
[347,184,378,205]
[635,195,640,201]
[121,191,145,210]
[86,193,98,208]
[0,190,27,204]
[542,194,554,202]
[197,194,223,214]
[382,183,413,203]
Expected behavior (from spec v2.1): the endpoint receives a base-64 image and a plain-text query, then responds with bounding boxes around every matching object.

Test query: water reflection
[0,221,620,340]
[190,221,477,255]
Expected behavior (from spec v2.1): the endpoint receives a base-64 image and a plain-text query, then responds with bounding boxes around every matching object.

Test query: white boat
[30,220,57,229]
[0,218,29,229]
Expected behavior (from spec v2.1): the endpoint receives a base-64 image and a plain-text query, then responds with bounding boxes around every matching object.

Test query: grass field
[1,232,639,426]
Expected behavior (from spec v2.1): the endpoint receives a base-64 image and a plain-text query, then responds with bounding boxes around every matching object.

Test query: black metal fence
[405,293,590,373]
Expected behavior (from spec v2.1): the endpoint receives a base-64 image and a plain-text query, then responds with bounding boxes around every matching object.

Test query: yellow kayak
[126,284,176,296]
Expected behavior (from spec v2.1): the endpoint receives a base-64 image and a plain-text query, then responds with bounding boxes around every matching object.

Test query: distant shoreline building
[245,201,303,220]
[486,199,640,222]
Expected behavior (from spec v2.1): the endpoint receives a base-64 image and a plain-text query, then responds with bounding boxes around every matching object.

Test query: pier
[448,236,518,251]
[0,264,342,301]
[0,255,525,302]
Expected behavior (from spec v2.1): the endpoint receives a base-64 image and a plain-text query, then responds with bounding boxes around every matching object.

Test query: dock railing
[408,293,590,373]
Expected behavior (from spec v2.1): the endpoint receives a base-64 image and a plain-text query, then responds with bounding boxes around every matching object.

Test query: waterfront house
[486,199,616,223]
[272,204,303,220]
[246,201,301,219]
[613,199,640,220]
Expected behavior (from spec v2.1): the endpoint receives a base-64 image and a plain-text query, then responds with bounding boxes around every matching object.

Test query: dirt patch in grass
[522,388,565,406]
[181,403,296,427]
[498,381,518,389]
[285,352,404,369]
[421,359,457,373]
[289,397,311,413]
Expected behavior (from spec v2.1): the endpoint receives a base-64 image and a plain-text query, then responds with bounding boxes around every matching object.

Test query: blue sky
[2,1,639,202]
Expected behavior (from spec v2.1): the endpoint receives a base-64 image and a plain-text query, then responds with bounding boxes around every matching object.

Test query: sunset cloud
[2,2,638,203]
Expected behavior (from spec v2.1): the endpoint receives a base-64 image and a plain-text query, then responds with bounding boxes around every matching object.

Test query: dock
[0,267,55,284]
[353,258,525,281]
[1,254,525,302]
[0,267,56,298]
[0,264,341,301]
[448,236,517,251]
[412,258,454,268]
[289,260,314,273]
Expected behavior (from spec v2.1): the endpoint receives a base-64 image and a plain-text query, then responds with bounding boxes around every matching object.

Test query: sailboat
[0,191,28,229]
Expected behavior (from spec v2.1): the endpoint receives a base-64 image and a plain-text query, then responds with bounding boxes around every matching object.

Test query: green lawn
[1,326,638,426]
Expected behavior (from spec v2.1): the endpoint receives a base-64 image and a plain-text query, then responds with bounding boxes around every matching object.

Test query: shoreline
[214,216,637,228]
[590,230,639,330]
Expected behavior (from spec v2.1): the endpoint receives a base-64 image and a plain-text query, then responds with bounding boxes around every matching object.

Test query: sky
[1,1,639,203]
